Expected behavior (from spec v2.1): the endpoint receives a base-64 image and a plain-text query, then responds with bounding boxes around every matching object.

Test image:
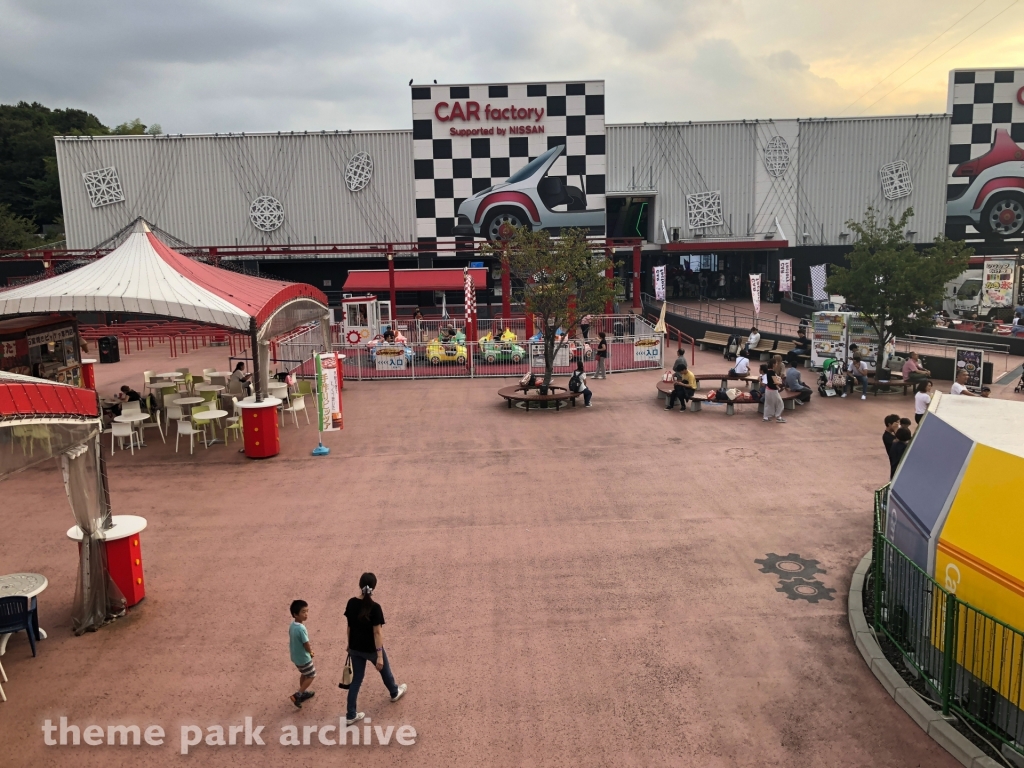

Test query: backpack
[568,371,583,393]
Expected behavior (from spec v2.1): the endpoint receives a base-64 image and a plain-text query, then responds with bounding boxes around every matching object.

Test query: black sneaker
[289,694,302,709]
[299,691,315,701]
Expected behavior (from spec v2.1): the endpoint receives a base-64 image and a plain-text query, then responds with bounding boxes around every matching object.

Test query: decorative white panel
[249,196,284,231]
[879,160,912,201]
[686,190,724,230]
[763,136,790,178]
[345,151,373,192]
[82,167,125,208]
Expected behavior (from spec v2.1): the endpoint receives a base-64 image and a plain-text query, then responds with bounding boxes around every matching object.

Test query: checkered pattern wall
[410,81,606,242]
[947,69,1024,235]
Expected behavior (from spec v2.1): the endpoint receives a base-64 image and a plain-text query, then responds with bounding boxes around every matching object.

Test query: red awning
[0,372,98,419]
[343,268,487,292]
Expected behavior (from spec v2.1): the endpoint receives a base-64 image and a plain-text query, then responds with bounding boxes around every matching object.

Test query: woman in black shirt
[595,332,608,379]
[342,573,407,725]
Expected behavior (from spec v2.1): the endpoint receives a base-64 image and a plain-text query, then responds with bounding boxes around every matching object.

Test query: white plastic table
[0,573,48,654]
[172,396,205,411]
[114,412,151,448]
[193,408,228,444]
[156,372,184,379]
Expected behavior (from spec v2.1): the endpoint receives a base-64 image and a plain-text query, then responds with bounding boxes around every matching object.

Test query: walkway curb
[849,551,1002,768]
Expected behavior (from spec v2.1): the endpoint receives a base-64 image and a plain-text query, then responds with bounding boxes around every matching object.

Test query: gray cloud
[0,0,1014,133]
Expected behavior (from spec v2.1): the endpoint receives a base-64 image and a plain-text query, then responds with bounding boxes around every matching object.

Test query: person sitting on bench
[793,328,810,355]
[665,362,696,412]
[784,359,812,404]
[744,327,760,357]
[729,353,750,377]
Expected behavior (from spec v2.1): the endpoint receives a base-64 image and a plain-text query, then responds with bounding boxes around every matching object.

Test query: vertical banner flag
[314,352,343,432]
[981,259,1015,310]
[463,267,477,342]
[749,273,762,316]
[778,259,793,293]
[654,265,666,301]
[809,264,828,301]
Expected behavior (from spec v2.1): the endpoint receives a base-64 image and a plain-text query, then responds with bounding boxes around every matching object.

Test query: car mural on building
[452,145,604,241]
[947,129,1024,240]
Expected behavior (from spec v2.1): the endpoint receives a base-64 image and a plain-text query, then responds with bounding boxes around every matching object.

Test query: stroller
[723,335,741,361]
[818,358,847,397]
[1015,369,1024,394]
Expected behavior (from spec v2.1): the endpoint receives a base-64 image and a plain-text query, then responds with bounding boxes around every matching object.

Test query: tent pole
[250,318,262,403]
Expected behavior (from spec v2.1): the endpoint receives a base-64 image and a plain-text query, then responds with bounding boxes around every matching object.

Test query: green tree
[483,227,617,391]
[0,101,109,228]
[827,207,972,364]
[0,203,40,250]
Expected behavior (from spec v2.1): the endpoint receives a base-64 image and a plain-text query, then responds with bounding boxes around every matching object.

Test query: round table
[0,573,48,655]
[114,412,151,448]
[241,396,282,405]
[238,398,282,458]
[193,408,228,444]
[172,396,205,410]
[156,372,184,380]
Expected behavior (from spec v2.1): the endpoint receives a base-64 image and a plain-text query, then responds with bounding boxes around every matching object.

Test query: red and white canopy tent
[0,371,124,634]
[0,220,330,398]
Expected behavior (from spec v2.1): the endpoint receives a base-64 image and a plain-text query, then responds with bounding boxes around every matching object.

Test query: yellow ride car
[426,338,468,365]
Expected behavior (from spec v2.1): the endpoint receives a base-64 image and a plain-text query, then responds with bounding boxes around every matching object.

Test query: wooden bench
[774,340,795,355]
[656,381,804,415]
[696,331,732,351]
[866,376,913,396]
[751,338,778,359]
[498,385,581,411]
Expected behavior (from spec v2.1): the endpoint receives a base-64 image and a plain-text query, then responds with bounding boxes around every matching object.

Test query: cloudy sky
[1,0,1022,133]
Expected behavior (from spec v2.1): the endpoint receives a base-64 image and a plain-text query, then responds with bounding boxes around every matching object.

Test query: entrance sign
[633,337,661,363]
[314,352,343,432]
[374,347,407,371]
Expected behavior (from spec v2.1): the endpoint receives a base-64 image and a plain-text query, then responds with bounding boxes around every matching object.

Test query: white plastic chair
[122,400,142,414]
[175,419,206,454]
[203,368,217,377]
[142,412,165,444]
[142,370,155,394]
[283,395,309,428]
[111,422,138,455]
[165,404,184,430]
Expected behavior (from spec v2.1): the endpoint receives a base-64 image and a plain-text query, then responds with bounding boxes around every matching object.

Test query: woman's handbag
[338,655,354,689]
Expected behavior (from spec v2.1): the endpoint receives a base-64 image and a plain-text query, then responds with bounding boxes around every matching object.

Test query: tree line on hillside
[0,102,161,249]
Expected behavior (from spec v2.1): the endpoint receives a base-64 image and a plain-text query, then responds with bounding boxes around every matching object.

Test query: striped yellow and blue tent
[888,392,1024,631]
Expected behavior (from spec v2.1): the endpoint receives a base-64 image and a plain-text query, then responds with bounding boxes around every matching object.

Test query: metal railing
[331,336,664,381]
[872,485,1024,758]
[643,294,804,337]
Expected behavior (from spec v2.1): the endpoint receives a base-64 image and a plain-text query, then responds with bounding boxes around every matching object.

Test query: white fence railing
[331,336,664,381]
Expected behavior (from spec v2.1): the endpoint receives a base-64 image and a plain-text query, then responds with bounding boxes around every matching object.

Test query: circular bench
[498,385,581,411]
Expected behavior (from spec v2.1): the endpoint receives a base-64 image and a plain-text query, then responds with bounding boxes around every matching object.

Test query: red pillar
[387,245,397,320]
[632,245,641,310]
[604,246,614,315]
[501,251,511,320]
[525,313,534,338]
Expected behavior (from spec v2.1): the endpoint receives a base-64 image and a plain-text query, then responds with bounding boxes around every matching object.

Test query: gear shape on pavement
[754,553,825,580]
[775,578,836,603]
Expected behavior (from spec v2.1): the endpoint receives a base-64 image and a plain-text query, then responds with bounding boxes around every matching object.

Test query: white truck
[942,259,1019,322]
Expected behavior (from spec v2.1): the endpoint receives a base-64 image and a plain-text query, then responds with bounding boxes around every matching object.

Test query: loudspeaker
[98,335,120,364]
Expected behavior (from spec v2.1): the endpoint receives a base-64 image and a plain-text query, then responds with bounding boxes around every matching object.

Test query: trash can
[67,515,148,607]
[238,397,281,459]
[98,335,120,364]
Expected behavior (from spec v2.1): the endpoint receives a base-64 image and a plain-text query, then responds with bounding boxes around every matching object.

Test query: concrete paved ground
[0,341,987,767]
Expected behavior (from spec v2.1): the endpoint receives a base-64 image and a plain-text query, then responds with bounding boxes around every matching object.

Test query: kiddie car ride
[478,332,526,364]
[947,129,1024,239]
[452,145,604,241]
[426,338,468,365]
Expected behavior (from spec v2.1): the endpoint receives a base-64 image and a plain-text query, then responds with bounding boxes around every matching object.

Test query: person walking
[288,600,316,708]
[343,573,407,726]
[889,427,912,478]
[914,380,933,424]
[761,363,785,423]
[580,315,592,340]
[595,332,608,379]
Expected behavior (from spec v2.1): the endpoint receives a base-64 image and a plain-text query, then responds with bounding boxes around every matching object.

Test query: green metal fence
[872,485,1024,758]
